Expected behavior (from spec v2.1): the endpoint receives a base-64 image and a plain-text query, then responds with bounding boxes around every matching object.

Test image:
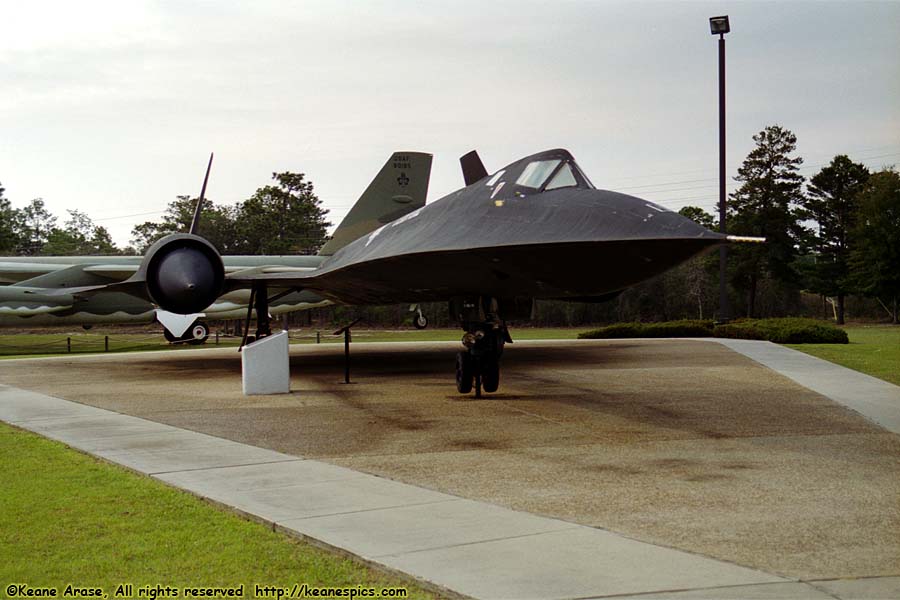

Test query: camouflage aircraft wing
[0,259,140,286]
[0,260,68,284]
[0,285,77,317]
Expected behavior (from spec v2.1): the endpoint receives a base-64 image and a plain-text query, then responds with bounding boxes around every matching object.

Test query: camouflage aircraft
[0,152,433,343]
[0,148,759,395]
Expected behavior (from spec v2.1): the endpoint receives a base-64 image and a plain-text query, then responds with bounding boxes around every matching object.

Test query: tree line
[2,129,898,325]
[683,125,898,324]
[0,192,118,256]
[129,172,330,255]
[0,171,331,257]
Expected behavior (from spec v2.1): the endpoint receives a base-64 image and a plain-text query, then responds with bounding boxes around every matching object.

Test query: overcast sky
[2,1,898,248]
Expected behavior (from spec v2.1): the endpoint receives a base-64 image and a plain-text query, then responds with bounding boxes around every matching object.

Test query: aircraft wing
[0,285,77,316]
[0,258,139,285]
[0,260,68,284]
[225,238,719,306]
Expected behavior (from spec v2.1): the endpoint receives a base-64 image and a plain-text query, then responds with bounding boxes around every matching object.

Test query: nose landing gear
[452,296,512,397]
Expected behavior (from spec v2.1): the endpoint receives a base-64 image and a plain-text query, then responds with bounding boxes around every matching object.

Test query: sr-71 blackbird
[0,148,758,394]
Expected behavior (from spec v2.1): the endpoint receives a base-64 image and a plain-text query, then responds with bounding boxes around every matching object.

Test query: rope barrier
[0,328,370,355]
[0,334,171,355]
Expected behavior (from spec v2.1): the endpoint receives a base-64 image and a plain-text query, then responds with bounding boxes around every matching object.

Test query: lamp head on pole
[709,15,730,36]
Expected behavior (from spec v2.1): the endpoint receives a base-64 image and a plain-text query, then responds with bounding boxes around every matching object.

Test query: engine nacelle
[138,234,225,315]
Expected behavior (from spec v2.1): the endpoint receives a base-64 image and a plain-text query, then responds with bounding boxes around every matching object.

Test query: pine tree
[728,125,805,317]
[12,198,57,256]
[849,169,900,323]
[130,196,238,254]
[0,182,17,254]
[235,172,331,255]
[801,155,869,323]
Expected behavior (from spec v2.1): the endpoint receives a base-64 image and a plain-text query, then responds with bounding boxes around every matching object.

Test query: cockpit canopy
[485,149,594,195]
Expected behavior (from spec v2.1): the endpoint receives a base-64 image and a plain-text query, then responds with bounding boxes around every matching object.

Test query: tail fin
[460,150,488,186]
[318,151,432,256]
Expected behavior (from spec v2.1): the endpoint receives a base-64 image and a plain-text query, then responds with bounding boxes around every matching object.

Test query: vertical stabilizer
[460,150,488,186]
[319,152,432,256]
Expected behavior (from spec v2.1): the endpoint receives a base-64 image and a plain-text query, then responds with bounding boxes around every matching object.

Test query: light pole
[710,15,730,323]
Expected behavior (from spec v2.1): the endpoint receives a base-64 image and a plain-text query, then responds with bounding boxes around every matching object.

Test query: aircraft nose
[577,189,724,242]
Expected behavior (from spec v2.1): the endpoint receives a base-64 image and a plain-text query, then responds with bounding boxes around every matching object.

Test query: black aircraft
[61,149,756,395]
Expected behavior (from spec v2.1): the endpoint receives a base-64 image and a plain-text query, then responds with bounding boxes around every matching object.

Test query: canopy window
[545,163,578,190]
[516,160,561,188]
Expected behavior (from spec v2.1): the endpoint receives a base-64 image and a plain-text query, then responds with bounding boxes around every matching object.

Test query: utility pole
[710,15,731,322]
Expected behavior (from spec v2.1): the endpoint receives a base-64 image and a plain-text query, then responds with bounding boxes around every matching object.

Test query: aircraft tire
[456,351,473,394]
[482,359,500,393]
[187,321,210,345]
[414,314,428,330]
[163,329,178,343]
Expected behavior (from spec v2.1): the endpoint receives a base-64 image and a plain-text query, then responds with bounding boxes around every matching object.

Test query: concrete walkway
[712,338,900,435]
[2,338,899,599]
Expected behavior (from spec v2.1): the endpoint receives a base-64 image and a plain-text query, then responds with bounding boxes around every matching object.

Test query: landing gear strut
[240,282,273,349]
[410,304,428,329]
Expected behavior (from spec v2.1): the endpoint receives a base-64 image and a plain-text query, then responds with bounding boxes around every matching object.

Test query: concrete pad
[0,388,300,473]
[608,581,835,599]
[336,431,900,580]
[379,527,784,600]
[714,339,900,434]
[155,460,367,495]
[65,428,235,453]
[280,499,578,558]
[812,576,900,600]
[180,474,455,522]
[17,414,179,441]
[0,384,103,422]
[94,439,297,474]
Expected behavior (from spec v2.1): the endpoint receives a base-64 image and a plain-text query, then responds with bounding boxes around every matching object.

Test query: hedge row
[578,318,848,344]
[578,320,715,339]
[714,318,849,343]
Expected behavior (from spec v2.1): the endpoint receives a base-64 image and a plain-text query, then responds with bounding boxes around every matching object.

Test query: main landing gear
[452,296,513,398]
[410,304,428,329]
[164,320,210,345]
[241,281,274,349]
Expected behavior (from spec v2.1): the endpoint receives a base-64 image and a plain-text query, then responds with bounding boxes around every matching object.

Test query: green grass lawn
[0,422,436,597]
[0,332,241,358]
[785,324,900,386]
